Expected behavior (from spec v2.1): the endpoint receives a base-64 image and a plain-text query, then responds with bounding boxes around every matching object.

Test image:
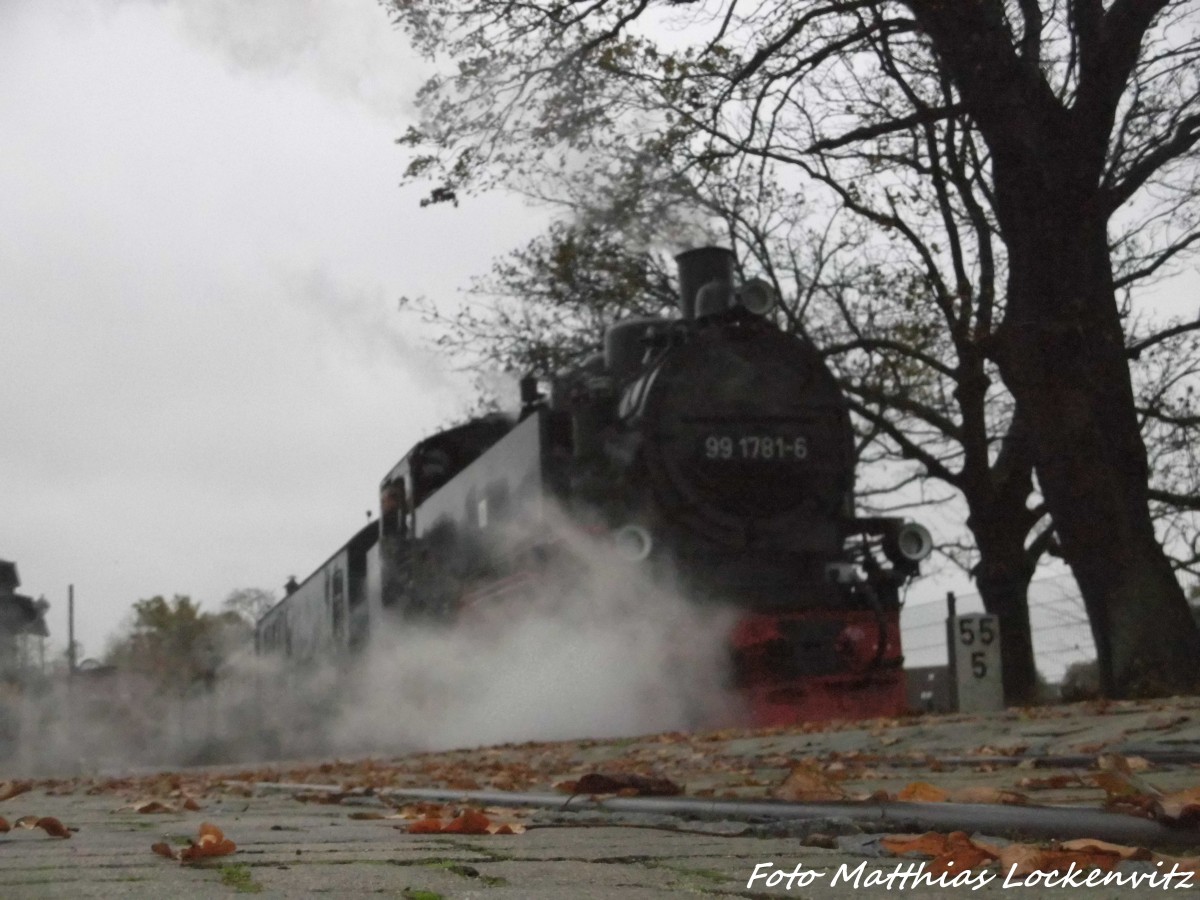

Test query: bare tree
[384,0,1200,696]
[407,178,1056,701]
[222,588,278,626]
[386,0,1200,696]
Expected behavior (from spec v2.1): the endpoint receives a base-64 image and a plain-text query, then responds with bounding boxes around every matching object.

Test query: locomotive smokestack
[675,247,735,320]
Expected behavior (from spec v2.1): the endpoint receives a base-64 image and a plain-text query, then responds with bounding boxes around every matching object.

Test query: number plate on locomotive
[702,435,809,461]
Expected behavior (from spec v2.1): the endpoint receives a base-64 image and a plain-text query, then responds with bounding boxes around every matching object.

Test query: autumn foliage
[152,822,237,862]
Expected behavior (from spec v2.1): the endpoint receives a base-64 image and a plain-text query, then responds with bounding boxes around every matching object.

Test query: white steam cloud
[335,559,737,753]
[127,0,420,120]
[7,522,738,773]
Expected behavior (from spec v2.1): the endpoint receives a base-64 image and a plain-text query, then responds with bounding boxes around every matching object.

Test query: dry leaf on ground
[897,781,949,802]
[882,832,960,856]
[1059,838,1151,861]
[894,781,1026,805]
[179,823,237,862]
[406,818,445,834]
[34,817,71,838]
[1095,754,1161,798]
[883,830,998,874]
[0,781,32,803]
[1016,774,1085,790]
[885,830,1155,881]
[771,763,847,802]
[121,800,175,814]
[1094,755,1200,827]
[441,809,492,835]
[949,786,1028,805]
[404,809,526,835]
[1152,852,1200,875]
[294,791,350,805]
[1154,785,1200,828]
[998,843,1120,878]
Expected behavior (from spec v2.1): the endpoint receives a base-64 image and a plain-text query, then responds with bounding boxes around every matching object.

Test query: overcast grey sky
[0,0,546,657]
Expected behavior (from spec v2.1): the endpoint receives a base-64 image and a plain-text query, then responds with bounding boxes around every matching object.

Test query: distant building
[0,560,49,681]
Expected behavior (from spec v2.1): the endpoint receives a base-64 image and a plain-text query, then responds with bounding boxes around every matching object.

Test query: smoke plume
[7,519,738,773]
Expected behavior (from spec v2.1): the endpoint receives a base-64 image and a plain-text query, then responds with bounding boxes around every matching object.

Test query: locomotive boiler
[257,247,931,725]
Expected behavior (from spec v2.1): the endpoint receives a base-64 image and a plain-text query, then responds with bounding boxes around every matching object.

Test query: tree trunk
[958,369,1041,706]
[994,191,1200,698]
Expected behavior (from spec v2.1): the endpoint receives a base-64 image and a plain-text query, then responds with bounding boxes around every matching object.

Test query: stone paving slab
[0,699,1198,897]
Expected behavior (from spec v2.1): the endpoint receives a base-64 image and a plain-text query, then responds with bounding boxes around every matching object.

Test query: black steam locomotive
[257,247,931,724]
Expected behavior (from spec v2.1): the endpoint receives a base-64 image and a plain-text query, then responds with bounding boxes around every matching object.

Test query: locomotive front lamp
[613,524,653,562]
[737,278,777,315]
[884,522,934,565]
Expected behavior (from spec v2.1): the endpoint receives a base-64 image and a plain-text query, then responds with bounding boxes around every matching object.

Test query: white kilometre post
[951,613,1004,712]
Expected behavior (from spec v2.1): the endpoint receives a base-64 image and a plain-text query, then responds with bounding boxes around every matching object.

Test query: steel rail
[248,782,1200,848]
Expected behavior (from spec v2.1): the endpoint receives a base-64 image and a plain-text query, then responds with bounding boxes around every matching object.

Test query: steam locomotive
[256,247,931,725]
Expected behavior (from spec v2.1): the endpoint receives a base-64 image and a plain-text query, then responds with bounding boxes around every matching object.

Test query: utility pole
[68,584,76,675]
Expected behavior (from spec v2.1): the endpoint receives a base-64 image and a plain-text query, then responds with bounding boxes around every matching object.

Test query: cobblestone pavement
[1,698,1199,898]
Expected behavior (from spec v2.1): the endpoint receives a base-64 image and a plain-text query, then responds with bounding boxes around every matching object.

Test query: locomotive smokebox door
[633,326,854,553]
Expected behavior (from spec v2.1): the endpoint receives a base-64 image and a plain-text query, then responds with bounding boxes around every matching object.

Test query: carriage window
[381,480,409,537]
[331,568,345,640]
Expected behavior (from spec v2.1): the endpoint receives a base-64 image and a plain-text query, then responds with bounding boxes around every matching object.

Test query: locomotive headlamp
[737,278,777,315]
[883,522,933,565]
[613,524,653,562]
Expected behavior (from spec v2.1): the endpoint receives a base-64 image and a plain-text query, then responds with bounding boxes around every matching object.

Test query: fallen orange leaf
[35,817,71,839]
[928,844,996,876]
[949,786,1028,805]
[884,831,998,874]
[126,800,175,814]
[407,818,444,834]
[1059,838,1151,861]
[897,781,949,802]
[1154,785,1200,827]
[489,822,527,835]
[441,810,492,835]
[179,822,236,862]
[1095,754,1161,798]
[998,843,1118,878]
[0,781,32,802]
[1152,852,1200,876]
[772,763,847,802]
[882,832,957,856]
[1016,774,1084,790]
[151,841,178,860]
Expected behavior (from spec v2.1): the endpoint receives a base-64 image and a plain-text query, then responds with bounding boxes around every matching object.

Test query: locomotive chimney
[675,246,735,320]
